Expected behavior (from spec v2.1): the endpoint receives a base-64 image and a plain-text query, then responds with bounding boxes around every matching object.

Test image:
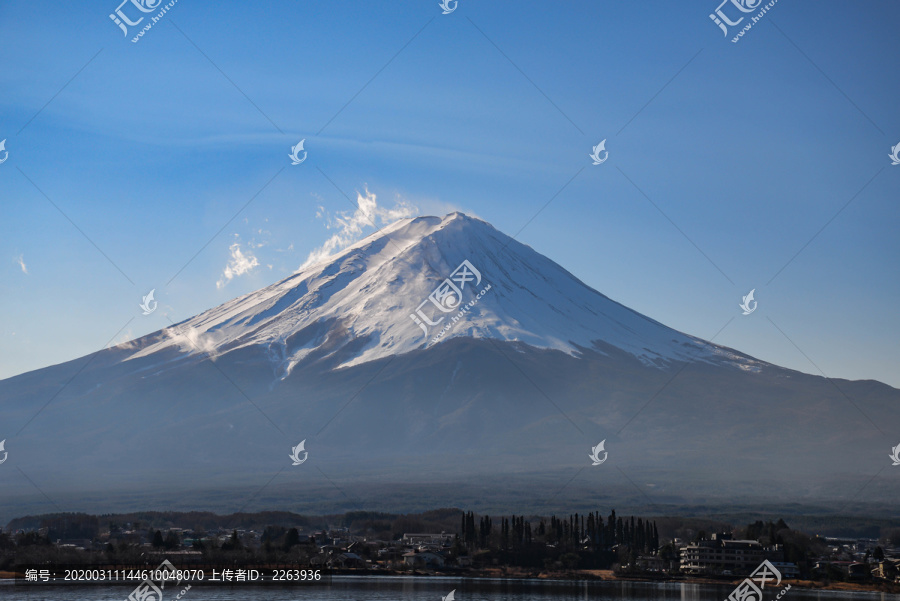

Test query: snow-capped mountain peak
[129,213,755,376]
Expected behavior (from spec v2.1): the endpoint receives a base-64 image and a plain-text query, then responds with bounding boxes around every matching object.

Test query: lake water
[3,576,899,601]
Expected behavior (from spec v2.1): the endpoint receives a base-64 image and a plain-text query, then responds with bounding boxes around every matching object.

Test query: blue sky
[1,0,898,386]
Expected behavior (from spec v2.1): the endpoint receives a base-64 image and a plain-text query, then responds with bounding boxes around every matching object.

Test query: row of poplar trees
[460,509,660,555]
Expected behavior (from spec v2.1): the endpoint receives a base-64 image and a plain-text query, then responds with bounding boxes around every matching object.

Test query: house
[402,533,453,546]
[334,552,366,568]
[815,560,853,575]
[403,551,445,568]
[320,544,345,556]
[56,538,94,550]
[848,562,869,580]
[636,555,665,572]
[872,559,900,580]
[347,540,379,557]
[770,562,799,579]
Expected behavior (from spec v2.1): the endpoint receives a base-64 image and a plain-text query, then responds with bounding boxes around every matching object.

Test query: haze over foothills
[1,0,898,391]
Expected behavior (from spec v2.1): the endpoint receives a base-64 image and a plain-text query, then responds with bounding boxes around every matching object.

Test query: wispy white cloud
[217,241,259,289]
[109,329,137,350]
[300,187,417,269]
[14,254,27,274]
[165,325,219,358]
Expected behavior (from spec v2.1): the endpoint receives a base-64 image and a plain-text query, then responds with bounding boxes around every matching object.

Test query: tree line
[458,509,660,570]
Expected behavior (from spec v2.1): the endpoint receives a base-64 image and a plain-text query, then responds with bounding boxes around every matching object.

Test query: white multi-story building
[680,534,766,575]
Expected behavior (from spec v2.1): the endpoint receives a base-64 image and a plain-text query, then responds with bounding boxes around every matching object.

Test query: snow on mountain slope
[128,213,760,376]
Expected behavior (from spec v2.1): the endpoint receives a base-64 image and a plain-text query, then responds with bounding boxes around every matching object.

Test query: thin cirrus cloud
[216,242,260,289]
[299,187,418,270]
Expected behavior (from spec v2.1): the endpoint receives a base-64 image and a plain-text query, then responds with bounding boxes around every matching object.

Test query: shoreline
[335,568,900,594]
[3,568,900,594]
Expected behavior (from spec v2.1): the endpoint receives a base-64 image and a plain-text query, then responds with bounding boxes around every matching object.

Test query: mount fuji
[1,213,898,519]
[131,213,756,376]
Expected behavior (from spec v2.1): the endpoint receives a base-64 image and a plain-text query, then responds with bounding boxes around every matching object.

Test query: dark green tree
[222,529,242,551]
[607,510,616,546]
[283,528,300,551]
[501,518,509,550]
[163,530,180,550]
